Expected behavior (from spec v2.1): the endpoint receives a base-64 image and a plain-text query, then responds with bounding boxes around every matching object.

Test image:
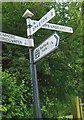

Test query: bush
[2,71,33,119]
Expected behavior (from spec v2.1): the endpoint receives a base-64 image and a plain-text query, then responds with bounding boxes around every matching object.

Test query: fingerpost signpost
[22,8,73,119]
[22,8,56,119]
[0,8,73,119]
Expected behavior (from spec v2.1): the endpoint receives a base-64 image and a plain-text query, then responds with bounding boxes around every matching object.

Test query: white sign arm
[30,8,55,35]
[0,32,34,47]
[32,20,73,33]
[33,32,60,63]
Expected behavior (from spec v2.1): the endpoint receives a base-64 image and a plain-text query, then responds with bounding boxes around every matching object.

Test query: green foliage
[2,2,83,119]
[2,71,33,119]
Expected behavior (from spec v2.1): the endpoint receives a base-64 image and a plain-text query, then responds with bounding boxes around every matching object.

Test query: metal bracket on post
[22,9,42,119]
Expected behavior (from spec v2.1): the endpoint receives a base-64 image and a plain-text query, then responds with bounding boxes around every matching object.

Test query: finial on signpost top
[22,9,34,18]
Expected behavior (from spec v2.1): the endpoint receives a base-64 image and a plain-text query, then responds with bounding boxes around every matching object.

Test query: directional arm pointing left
[0,32,34,47]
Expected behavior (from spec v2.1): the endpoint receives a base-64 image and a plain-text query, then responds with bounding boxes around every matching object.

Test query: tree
[2,2,83,118]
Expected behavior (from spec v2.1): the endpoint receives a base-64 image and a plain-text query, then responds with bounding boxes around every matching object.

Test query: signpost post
[22,9,42,119]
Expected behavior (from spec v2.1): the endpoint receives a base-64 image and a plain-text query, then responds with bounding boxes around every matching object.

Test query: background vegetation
[1,1,83,119]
